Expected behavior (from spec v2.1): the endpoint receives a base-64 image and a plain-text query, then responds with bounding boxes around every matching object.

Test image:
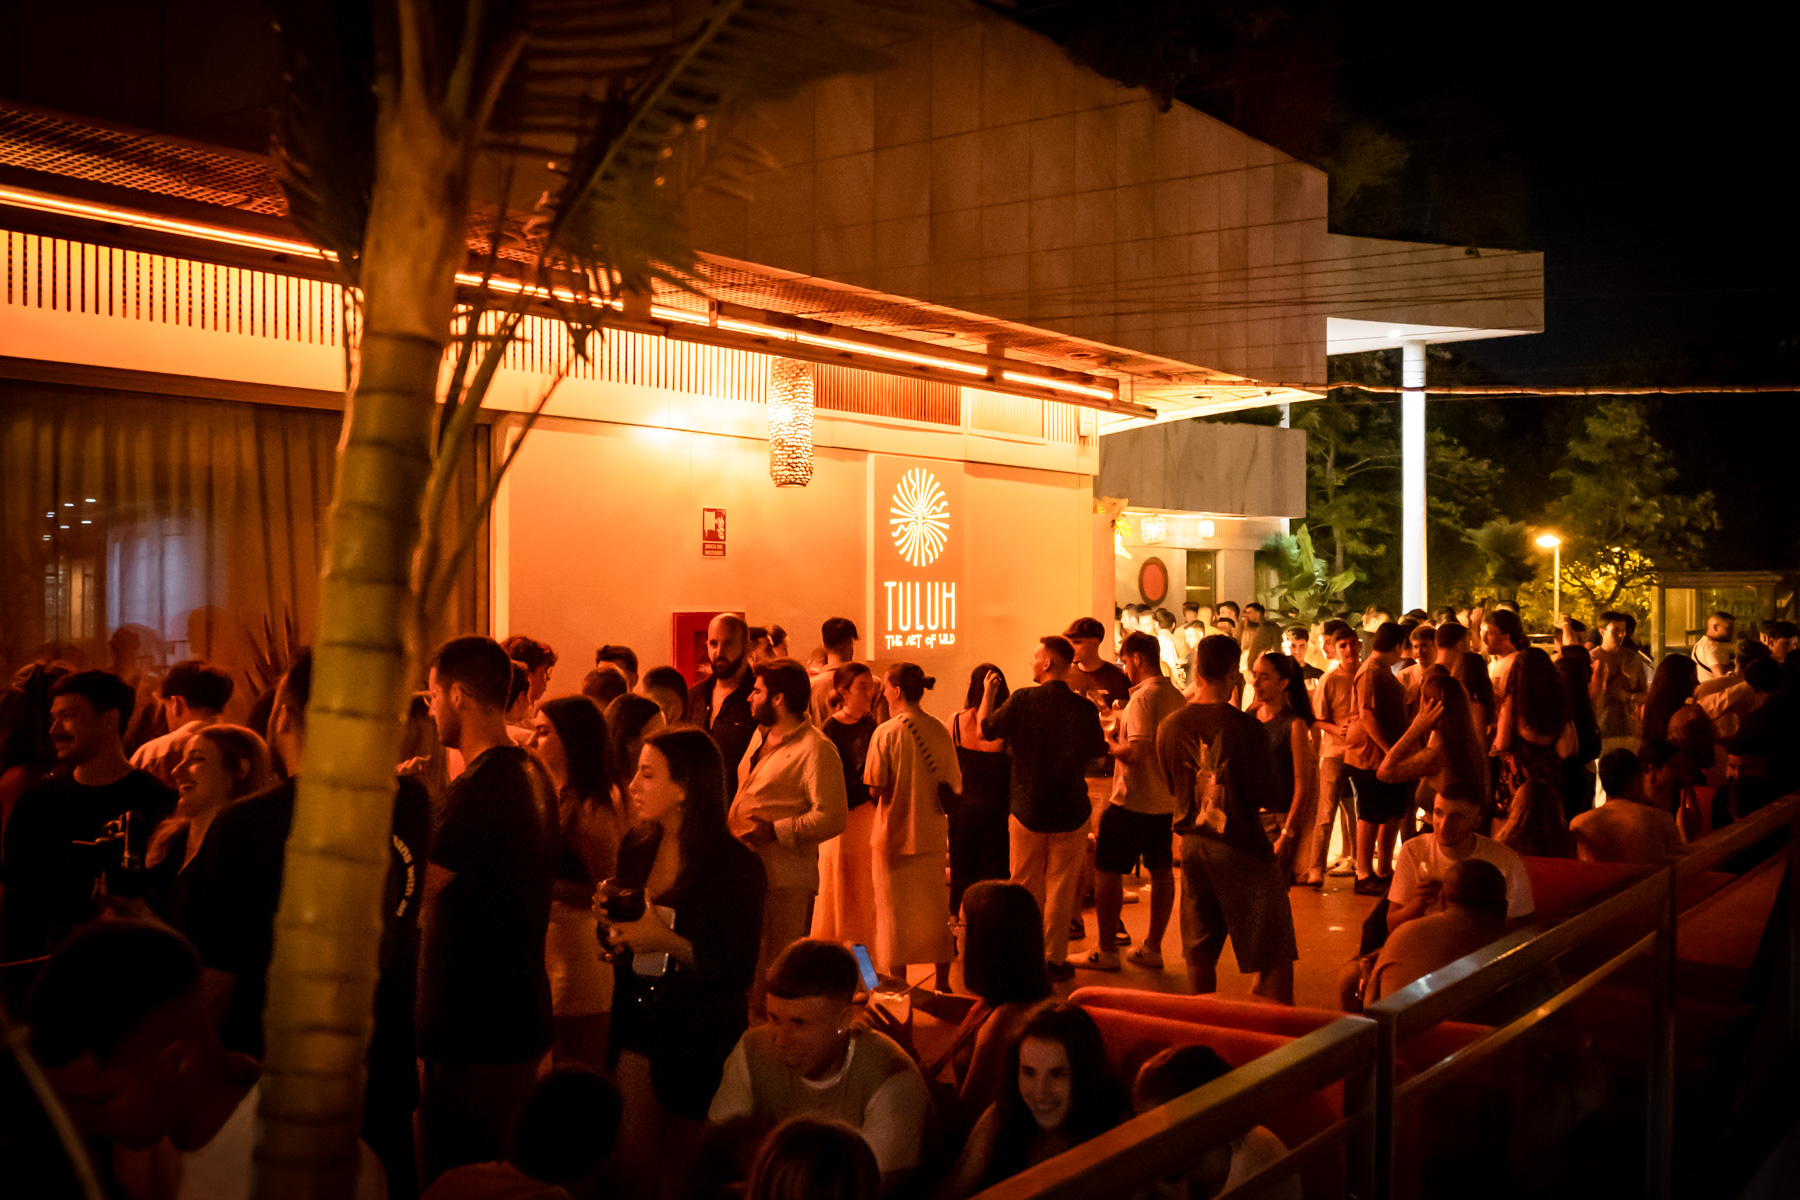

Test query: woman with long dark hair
[1494,778,1576,858]
[1495,646,1572,811]
[1378,674,1491,815]
[1451,651,1497,754]
[531,694,618,1070]
[1556,646,1603,820]
[949,664,1012,918]
[0,662,69,844]
[605,693,666,803]
[812,662,880,951]
[937,881,1055,1122]
[1639,654,1720,838]
[935,1002,1128,1199]
[1249,652,1316,878]
[600,727,767,1200]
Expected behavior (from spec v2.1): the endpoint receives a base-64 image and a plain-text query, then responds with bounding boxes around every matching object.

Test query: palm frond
[268,0,379,285]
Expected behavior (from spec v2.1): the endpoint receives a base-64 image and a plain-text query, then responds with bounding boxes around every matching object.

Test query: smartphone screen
[851,943,880,992]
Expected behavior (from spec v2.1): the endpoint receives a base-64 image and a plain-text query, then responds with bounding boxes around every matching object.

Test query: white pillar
[1401,341,1427,613]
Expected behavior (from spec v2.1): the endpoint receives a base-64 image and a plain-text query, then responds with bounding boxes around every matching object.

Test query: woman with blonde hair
[149,724,276,915]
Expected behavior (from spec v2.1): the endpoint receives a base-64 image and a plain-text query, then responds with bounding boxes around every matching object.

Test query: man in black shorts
[1073,632,1185,972]
[1158,635,1298,1003]
[1345,622,1410,894]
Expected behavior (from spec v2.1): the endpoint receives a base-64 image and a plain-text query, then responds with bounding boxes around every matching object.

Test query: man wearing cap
[1064,617,1131,711]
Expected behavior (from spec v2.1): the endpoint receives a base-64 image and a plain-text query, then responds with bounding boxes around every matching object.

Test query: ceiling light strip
[1,185,1148,413]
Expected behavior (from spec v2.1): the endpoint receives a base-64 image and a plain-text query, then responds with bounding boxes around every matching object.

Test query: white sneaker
[1070,948,1121,971]
[1327,856,1356,877]
[1126,944,1164,970]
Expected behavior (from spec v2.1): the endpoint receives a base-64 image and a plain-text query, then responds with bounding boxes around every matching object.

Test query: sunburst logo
[890,468,950,567]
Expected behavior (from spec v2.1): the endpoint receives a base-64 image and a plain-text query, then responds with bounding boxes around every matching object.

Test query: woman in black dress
[950,664,1013,919]
[600,726,766,1200]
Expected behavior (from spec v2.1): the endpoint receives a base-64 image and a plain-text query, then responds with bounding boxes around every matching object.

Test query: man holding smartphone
[708,941,930,1196]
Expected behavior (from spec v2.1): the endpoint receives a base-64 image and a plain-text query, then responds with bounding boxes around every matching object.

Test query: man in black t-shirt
[176,650,431,1199]
[1158,635,1297,1004]
[1064,617,1131,710]
[1,670,174,962]
[417,636,558,1187]
[686,613,758,795]
[978,635,1107,981]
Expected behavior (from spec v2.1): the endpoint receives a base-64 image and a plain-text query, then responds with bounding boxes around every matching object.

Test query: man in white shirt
[1691,611,1737,679]
[1387,791,1535,934]
[709,940,930,1196]
[731,660,849,1010]
[31,922,385,1200]
[130,659,234,786]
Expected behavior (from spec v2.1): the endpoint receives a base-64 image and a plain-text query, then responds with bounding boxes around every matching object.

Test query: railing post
[1372,1011,1395,1200]
[1346,1053,1376,1200]
[1646,861,1677,1200]
[1788,809,1800,1046]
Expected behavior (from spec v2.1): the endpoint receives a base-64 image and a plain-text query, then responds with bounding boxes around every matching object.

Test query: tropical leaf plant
[1260,523,1358,625]
[1463,516,1539,602]
[256,2,943,1196]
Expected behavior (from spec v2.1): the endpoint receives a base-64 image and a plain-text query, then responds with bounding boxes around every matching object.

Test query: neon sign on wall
[873,458,963,655]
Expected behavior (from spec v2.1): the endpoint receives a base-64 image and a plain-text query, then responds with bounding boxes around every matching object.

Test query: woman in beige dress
[866,663,962,979]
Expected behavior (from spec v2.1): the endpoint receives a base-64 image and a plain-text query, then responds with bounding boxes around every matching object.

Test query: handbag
[897,713,959,814]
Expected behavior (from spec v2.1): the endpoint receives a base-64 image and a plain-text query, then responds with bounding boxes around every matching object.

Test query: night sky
[4,2,1794,564]
[1021,0,1800,569]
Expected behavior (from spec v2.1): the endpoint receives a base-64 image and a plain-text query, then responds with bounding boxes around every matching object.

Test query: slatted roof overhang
[0,100,1318,421]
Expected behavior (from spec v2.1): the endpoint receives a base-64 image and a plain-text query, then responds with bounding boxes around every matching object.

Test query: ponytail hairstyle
[886,662,935,705]
[1255,652,1314,726]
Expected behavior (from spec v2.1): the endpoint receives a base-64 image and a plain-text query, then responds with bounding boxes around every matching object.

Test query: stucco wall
[687,4,1328,386]
[498,418,1098,722]
[1095,421,1307,518]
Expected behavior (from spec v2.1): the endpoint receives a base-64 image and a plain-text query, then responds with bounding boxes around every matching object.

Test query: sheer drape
[1,381,483,733]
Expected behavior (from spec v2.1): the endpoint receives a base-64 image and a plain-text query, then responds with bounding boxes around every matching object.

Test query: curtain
[0,381,484,738]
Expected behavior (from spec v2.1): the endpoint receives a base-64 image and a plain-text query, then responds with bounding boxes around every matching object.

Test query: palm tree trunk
[254,46,474,1200]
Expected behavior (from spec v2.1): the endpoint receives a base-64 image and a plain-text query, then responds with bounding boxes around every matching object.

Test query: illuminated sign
[890,468,950,566]
[872,457,963,657]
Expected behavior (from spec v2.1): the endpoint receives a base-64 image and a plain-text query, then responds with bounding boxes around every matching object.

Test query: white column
[1401,341,1427,613]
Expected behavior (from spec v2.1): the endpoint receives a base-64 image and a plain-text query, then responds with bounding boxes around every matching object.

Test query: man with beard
[1,670,175,961]
[729,659,847,1011]
[687,612,759,797]
[417,636,558,1184]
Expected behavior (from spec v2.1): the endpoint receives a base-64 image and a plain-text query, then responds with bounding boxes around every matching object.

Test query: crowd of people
[0,596,1795,1200]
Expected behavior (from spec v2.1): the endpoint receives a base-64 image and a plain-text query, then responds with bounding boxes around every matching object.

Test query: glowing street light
[1536,533,1563,624]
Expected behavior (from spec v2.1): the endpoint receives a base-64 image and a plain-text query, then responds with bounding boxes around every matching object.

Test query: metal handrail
[1368,793,1800,1040]
[1368,792,1800,1199]
[965,793,1800,1200]
[1677,793,1800,878]
[1394,929,1657,1100]
[969,1017,1378,1200]
[1367,867,1666,1038]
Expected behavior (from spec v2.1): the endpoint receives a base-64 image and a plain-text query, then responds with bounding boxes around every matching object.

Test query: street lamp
[1536,533,1563,625]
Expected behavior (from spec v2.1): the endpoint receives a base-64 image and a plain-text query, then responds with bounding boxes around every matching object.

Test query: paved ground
[902,842,1387,1064]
